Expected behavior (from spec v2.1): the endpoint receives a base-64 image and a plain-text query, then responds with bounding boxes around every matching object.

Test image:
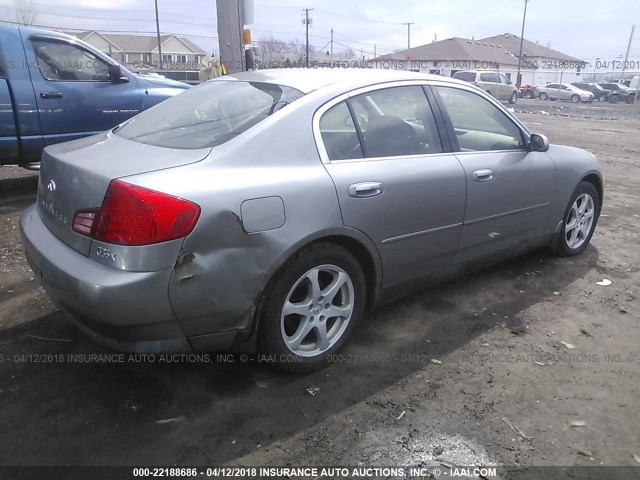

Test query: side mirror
[529,133,549,152]
[108,63,129,83]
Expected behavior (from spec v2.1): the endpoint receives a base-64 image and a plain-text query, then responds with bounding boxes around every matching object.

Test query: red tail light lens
[73,180,200,246]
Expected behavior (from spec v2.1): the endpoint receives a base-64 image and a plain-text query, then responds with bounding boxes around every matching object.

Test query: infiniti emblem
[47,180,57,193]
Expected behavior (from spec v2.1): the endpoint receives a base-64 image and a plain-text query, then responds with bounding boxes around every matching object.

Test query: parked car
[597,83,635,104]
[571,82,610,102]
[452,70,519,104]
[519,84,541,99]
[21,69,603,372]
[0,24,189,168]
[538,83,594,103]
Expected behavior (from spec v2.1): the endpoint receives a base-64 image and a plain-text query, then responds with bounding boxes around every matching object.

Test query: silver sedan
[20,69,603,372]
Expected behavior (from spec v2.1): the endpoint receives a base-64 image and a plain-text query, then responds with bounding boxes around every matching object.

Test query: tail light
[72,180,200,246]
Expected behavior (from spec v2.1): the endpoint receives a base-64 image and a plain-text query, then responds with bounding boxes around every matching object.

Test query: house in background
[372,33,585,86]
[67,31,207,84]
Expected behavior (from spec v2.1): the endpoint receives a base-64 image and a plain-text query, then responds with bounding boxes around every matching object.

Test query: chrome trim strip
[382,222,463,245]
[464,203,549,226]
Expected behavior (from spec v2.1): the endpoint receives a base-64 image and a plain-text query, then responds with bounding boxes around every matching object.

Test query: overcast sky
[0,0,638,61]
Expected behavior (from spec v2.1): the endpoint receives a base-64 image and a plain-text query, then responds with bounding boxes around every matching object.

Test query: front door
[432,85,555,263]
[317,84,467,288]
[23,34,142,146]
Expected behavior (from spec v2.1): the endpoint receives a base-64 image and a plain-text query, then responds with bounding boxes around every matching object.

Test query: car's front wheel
[509,91,518,104]
[554,182,600,256]
[571,94,580,103]
[261,243,366,372]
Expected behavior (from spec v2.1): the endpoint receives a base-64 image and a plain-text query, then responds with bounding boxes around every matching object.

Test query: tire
[508,91,518,104]
[571,94,580,103]
[609,95,619,104]
[539,92,548,100]
[261,243,366,373]
[553,182,600,257]
[599,94,607,102]
[625,95,634,104]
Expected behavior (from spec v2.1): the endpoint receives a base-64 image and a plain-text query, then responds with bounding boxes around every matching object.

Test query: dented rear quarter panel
[122,91,383,337]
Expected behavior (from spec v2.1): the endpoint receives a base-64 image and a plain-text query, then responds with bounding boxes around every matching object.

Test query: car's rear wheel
[571,94,580,103]
[625,95,634,104]
[509,91,518,104]
[261,243,365,372]
[554,182,600,256]
[539,92,548,100]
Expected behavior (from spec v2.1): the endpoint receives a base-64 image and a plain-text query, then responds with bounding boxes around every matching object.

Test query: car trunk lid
[37,132,210,256]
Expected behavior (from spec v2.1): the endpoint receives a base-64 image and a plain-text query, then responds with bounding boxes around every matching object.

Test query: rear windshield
[453,72,476,82]
[116,80,304,149]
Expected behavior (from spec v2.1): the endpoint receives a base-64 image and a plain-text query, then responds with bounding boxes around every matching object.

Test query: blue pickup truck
[0,24,190,168]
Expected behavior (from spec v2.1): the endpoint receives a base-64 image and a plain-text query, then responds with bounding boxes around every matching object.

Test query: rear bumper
[20,204,191,353]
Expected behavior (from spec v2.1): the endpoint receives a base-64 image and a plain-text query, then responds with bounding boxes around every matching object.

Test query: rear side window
[435,87,524,152]
[479,73,499,83]
[319,85,443,161]
[319,102,363,160]
[117,81,304,149]
[453,72,476,82]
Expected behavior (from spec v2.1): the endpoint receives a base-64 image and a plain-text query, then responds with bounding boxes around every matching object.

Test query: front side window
[499,74,510,84]
[435,86,524,152]
[117,80,304,149]
[31,39,110,81]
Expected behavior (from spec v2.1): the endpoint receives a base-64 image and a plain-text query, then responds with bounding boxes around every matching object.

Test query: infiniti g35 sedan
[20,69,603,372]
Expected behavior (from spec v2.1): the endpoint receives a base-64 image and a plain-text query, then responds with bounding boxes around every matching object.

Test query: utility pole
[373,44,377,58]
[330,28,333,57]
[621,25,635,79]
[216,0,246,74]
[515,0,529,88]
[154,0,163,71]
[303,8,313,67]
[402,22,414,49]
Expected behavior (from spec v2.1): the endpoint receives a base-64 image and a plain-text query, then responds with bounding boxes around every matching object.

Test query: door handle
[473,169,494,182]
[348,182,384,198]
[40,91,63,99]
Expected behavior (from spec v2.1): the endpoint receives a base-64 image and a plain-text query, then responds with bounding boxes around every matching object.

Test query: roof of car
[217,68,462,94]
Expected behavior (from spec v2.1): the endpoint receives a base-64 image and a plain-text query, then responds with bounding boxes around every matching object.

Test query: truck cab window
[31,39,110,82]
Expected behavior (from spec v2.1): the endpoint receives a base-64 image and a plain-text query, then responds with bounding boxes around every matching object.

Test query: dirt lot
[0,105,639,476]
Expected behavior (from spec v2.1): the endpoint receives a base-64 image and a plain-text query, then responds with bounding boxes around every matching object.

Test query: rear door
[23,34,142,146]
[316,83,467,287]
[432,85,555,263]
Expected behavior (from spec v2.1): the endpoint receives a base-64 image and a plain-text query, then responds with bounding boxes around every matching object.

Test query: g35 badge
[96,246,116,262]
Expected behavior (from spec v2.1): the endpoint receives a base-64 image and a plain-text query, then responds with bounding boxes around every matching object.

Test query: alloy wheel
[565,193,595,249]
[280,264,355,357]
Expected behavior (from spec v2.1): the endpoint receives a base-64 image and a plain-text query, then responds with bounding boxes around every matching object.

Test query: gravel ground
[0,106,638,476]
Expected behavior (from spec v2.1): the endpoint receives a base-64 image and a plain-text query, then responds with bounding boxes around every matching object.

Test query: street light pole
[516,0,529,87]
[402,22,415,49]
[154,0,163,71]
[303,8,313,68]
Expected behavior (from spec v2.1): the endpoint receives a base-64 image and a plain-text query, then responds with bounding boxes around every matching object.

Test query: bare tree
[342,47,356,59]
[14,0,37,25]
[256,33,287,67]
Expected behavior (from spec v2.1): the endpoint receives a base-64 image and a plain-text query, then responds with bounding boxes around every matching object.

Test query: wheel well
[252,235,379,333]
[320,235,378,310]
[582,174,603,204]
